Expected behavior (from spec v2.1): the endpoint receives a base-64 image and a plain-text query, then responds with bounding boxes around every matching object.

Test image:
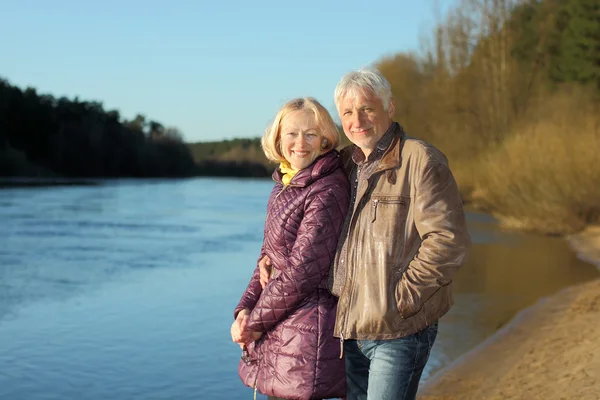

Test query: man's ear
[388,98,396,118]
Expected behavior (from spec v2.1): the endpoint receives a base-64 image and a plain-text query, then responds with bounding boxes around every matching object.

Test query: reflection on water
[0,179,598,399]
[568,226,600,270]
[0,178,272,400]
[428,211,600,377]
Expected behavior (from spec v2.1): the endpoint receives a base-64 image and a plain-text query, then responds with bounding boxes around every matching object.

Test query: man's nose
[352,111,364,126]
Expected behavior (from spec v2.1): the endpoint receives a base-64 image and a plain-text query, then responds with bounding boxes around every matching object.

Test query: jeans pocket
[412,322,438,346]
[429,321,439,332]
[425,322,439,351]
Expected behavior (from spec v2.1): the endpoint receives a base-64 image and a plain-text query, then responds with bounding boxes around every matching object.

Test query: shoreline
[0,178,102,188]
[418,226,600,400]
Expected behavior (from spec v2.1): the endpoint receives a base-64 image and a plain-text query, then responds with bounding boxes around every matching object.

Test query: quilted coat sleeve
[396,157,471,318]
[233,246,267,320]
[246,180,349,332]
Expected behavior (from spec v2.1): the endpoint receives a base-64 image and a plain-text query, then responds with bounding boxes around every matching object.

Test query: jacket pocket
[370,196,410,242]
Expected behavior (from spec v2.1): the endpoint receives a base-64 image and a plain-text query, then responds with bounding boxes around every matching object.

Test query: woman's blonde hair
[261,97,340,163]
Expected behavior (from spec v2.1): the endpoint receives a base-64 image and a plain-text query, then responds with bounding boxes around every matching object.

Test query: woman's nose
[296,134,308,146]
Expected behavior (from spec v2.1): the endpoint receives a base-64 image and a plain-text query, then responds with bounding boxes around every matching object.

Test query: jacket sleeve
[396,158,470,318]
[246,183,349,332]
[233,246,266,320]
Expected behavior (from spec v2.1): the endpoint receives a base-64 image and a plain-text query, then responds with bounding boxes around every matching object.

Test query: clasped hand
[230,309,262,349]
[231,256,272,349]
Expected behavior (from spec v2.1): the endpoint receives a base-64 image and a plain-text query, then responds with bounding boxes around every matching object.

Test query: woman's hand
[231,309,263,348]
[259,255,272,289]
[231,308,250,347]
[247,331,263,343]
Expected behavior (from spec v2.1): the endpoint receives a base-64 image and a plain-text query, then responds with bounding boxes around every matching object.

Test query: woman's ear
[321,138,328,150]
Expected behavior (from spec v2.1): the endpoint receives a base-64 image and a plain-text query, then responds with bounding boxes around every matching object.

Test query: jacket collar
[376,122,406,173]
[340,122,406,175]
[272,150,342,187]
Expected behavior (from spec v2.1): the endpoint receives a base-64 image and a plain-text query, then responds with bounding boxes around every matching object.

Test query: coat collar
[340,122,406,175]
[376,122,406,173]
[272,150,342,187]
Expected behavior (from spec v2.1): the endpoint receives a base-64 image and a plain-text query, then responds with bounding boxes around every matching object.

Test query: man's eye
[343,111,352,116]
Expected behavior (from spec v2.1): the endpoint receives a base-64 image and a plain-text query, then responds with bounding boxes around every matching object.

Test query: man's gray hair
[334,68,393,111]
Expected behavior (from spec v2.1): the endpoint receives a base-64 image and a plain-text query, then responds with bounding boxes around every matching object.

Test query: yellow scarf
[279,160,299,186]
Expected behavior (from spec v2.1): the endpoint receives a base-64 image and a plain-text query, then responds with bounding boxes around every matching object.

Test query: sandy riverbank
[419,226,600,400]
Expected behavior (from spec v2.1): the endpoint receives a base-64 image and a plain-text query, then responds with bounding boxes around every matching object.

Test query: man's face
[338,89,394,156]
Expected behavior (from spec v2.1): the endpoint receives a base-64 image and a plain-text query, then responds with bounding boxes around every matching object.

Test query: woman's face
[280,109,324,170]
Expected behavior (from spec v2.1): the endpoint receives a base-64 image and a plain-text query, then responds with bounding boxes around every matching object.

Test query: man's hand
[259,255,272,289]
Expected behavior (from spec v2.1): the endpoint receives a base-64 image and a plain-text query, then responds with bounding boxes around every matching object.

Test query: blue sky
[1,0,457,142]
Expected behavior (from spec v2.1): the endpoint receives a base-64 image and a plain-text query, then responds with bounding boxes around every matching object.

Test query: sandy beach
[419,227,600,400]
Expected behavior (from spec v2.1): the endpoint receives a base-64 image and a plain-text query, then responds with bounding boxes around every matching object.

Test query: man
[261,68,470,400]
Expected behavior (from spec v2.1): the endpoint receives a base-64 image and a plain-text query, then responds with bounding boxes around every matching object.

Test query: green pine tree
[550,0,600,88]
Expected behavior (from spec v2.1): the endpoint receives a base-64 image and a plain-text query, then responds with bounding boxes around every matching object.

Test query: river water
[0,178,598,399]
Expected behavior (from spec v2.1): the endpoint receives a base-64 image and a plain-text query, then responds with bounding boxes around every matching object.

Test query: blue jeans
[343,322,438,400]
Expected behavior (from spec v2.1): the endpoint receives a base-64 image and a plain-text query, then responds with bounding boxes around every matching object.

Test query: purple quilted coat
[234,150,350,400]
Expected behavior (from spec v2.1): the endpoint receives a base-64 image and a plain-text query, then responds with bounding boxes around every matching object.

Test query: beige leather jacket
[330,127,470,340]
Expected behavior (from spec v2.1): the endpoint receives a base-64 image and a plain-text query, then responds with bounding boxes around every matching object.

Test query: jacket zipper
[371,198,405,222]
[340,228,361,350]
[252,351,260,400]
[371,199,379,222]
[275,185,288,199]
[337,165,365,346]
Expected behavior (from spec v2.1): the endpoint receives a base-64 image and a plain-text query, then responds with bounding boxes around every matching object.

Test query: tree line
[0,79,202,178]
[375,0,599,234]
[188,138,271,177]
[0,81,275,179]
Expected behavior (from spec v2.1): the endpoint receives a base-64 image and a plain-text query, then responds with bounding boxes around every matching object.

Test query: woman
[230,97,349,400]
